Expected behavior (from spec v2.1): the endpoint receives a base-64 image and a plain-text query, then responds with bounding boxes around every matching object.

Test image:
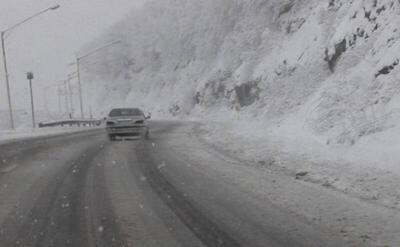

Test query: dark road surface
[0,121,360,246]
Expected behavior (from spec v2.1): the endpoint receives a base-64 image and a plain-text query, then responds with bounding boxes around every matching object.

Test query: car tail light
[106,121,115,126]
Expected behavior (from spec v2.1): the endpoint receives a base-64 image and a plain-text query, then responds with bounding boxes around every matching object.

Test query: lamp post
[67,72,77,119]
[63,80,70,118]
[75,40,121,119]
[26,72,35,128]
[1,32,13,129]
[1,4,60,130]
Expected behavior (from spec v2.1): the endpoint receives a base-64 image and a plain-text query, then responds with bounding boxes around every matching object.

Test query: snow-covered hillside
[84,0,400,146]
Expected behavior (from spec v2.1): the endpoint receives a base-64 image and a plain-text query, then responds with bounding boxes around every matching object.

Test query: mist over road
[0,121,396,247]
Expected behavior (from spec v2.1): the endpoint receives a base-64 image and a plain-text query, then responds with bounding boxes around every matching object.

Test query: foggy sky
[0,0,145,113]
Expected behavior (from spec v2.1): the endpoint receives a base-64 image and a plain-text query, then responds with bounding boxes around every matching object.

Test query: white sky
[0,0,145,113]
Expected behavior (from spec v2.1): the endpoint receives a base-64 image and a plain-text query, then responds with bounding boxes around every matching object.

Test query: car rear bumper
[106,125,148,135]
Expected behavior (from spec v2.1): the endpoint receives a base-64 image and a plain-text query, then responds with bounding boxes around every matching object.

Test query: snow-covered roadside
[0,127,101,145]
[196,120,400,210]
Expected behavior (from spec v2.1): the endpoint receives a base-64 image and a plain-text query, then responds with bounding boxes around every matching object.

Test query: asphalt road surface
[0,121,391,247]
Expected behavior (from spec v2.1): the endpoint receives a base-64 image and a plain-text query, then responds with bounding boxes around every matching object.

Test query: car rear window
[109,108,143,117]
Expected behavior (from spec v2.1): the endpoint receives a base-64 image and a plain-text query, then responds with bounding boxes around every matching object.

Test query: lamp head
[50,4,60,10]
[26,72,34,80]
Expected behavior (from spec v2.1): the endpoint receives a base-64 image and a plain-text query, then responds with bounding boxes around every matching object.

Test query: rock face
[84,0,400,145]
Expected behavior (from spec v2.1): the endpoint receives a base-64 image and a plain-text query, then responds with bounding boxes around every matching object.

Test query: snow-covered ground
[0,126,99,145]
[197,119,400,211]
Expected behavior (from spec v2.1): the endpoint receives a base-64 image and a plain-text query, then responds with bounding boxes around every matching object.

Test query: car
[106,108,150,141]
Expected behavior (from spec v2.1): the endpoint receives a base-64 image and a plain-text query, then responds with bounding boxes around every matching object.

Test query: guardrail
[38,119,102,128]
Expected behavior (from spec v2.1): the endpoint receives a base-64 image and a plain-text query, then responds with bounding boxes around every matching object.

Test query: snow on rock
[83,0,400,147]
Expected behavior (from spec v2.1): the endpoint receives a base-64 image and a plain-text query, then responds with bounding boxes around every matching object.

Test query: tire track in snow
[134,141,243,247]
[0,138,127,247]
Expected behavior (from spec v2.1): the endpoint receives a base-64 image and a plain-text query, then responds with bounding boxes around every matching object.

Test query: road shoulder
[170,121,400,246]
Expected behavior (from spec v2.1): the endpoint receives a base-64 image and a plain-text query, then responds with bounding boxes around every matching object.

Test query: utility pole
[63,80,70,118]
[67,75,74,118]
[89,104,93,119]
[76,57,84,119]
[27,72,35,128]
[1,32,14,130]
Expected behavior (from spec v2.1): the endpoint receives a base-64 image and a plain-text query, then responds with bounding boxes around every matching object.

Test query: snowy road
[0,121,398,247]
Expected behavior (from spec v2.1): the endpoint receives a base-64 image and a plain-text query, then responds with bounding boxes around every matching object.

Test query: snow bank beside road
[197,120,400,210]
[0,127,100,145]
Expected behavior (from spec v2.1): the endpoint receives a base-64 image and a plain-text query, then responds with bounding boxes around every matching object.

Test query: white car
[106,108,150,141]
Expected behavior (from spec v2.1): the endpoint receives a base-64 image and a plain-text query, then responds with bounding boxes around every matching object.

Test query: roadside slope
[84,0,400,148]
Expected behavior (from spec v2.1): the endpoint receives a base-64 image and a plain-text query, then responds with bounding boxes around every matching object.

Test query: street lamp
[75,40,121,119]
[1,4,60,130]
[66,72,77,118]
[26,72,35,128]
[50,5,61,11]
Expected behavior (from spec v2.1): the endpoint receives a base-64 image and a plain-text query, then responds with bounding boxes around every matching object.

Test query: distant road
[0,121,395,246]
